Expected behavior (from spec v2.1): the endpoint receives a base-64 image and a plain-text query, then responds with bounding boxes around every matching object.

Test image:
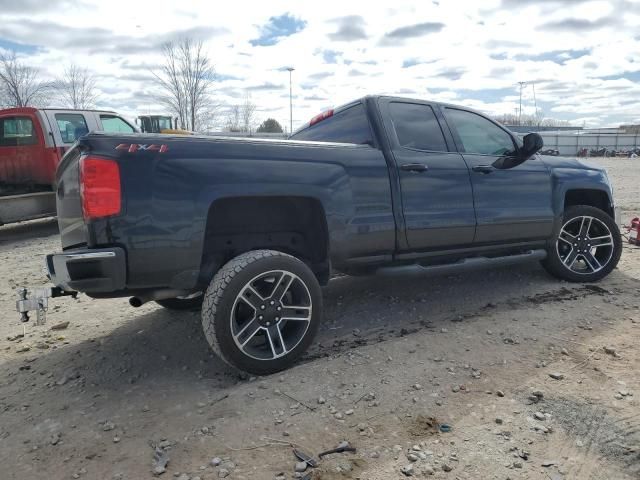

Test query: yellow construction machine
[137,115,192,135]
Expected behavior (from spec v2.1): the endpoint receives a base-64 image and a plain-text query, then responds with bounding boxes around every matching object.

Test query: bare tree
[223,94,258,134]
[493,112,571,128]
[240,92,256,133]
[0,51,50,107]
[196,104,221,134]
[151,38,216,132]
[224,105,241,132]
[54,64,98,109]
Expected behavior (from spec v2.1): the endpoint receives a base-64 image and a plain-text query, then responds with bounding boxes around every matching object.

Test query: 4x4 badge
[115,144,168,153]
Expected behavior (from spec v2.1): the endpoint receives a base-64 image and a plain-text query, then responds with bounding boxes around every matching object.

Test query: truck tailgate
[55,146,87,249]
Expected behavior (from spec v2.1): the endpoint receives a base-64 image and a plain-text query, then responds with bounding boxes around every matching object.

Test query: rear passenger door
[379,99,476,250]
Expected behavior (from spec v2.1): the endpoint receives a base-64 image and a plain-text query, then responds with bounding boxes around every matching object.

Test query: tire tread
[201,249,295,370]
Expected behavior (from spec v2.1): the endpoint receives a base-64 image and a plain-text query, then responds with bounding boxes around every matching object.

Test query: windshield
[158,117,172,130]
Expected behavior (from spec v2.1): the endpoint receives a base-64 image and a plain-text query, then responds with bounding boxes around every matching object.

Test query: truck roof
[292,95,494,137]
[0,107,118,115]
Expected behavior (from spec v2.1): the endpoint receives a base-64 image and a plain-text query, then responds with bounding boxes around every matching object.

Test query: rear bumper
[46,247,126,292]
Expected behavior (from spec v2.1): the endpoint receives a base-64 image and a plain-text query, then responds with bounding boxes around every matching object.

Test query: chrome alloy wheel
[230,270,312,361]
[556,215,614,275]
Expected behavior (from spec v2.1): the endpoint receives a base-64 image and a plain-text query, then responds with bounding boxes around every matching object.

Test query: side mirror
[520,132,544,160]
[492,132,543,169]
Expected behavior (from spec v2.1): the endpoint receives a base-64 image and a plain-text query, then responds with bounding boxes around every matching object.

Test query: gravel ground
[1,158,639,480]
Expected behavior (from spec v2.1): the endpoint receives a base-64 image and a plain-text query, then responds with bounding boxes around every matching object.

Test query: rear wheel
[541,205,621,282]
[156,293,203,311]
[201,250,322,375]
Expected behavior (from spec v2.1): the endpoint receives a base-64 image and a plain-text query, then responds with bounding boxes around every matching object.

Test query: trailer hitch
[16,287,77,325]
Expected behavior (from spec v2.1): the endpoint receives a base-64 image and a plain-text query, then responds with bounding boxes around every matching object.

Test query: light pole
[287,67,294,134]
[531,81,538,126]
[517,81,527,126]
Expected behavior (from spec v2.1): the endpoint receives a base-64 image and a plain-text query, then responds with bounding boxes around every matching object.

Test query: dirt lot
[1,158,639,480]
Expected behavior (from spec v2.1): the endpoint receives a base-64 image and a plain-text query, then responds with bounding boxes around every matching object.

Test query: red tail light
[80,157,121,220]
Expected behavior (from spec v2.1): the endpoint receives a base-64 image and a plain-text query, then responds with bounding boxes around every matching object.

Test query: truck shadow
[0,260,634,478]
[2,261,619,399]
[0,260,633,463]
[307,262,625,360]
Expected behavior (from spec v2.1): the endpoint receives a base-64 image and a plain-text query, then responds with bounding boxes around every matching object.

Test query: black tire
[156,293,204,311]
[201,249,322,375]
[541,205,621,282]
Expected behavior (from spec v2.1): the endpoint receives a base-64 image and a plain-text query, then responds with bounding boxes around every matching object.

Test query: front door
[443,107,554,244]
[380,100,476,250]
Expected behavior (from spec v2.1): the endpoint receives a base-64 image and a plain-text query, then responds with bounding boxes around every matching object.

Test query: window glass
[157,117,172,130]
[290,103,372,145]
[0,116,37,146]
[445,108,516,155]
[389,102,448,151]
[55,113,89,143]
[100,115,135,133]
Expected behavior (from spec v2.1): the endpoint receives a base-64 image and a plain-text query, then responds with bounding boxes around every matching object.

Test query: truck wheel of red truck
[201,249,323,375]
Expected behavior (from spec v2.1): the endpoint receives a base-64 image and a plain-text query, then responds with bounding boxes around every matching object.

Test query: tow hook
[16,287,77,325]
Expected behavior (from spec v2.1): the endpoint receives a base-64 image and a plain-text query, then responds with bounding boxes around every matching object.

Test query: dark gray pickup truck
[19,95,621,374]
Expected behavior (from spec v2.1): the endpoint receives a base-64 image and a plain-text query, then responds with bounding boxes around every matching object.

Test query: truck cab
[0,108,136,224]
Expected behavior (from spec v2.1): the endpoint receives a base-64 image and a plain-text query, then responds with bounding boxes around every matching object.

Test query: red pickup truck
[0,107,136,225]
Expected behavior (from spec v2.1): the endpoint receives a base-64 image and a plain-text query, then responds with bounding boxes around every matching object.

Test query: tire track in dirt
[545,396,640,478]
[303,284,617,363]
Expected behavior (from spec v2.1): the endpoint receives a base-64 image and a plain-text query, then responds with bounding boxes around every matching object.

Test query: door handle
[400,163,428,172]
[472,165,494,174]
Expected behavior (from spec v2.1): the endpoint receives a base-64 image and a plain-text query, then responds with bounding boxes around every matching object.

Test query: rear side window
[55,113,89,143]
[389,102,448,152]
[291,103,372,145]
[100,115,134,133]
[0,116,37,146]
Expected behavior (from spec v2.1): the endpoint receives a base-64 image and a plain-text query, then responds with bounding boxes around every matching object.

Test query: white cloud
[0,0,638,129]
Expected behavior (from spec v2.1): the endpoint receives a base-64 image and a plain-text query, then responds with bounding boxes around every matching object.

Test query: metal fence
[539,132,640,157]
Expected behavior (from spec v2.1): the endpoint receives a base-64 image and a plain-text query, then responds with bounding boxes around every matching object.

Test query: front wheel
[541,205,621,282]
[201,250,322,375]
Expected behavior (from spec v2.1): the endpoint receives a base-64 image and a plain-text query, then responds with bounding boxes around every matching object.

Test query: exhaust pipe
[129,289,191,308]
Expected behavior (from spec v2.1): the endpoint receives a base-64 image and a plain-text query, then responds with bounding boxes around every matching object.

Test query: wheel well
[564,189,613,217]
[199,196,330,286]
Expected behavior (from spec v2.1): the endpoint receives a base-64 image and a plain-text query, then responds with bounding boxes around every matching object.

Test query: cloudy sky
[1,0,639,130]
